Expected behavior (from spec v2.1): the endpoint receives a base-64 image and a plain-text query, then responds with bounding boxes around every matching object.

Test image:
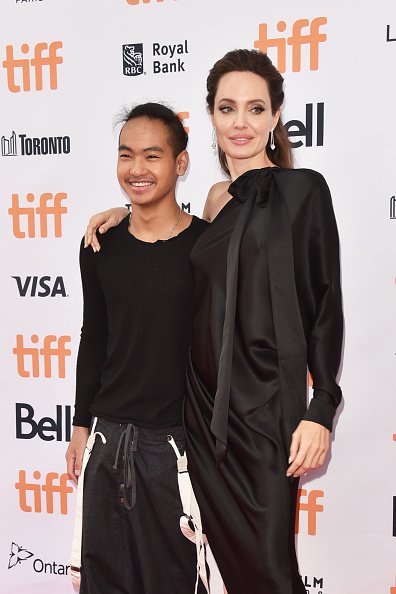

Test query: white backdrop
[1,1,396,593]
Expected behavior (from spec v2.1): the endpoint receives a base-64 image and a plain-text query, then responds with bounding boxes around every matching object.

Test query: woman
[85,50,343,594]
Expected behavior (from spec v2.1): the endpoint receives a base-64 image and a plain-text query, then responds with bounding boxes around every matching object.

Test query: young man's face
[117,116,187,207]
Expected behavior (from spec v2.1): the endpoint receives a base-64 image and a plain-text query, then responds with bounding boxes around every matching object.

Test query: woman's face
[212,70,280,171]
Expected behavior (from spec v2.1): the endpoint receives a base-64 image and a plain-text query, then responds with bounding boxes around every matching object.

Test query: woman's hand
[286,420,329,477]
[84,207,129,252]
[65,426,89,484]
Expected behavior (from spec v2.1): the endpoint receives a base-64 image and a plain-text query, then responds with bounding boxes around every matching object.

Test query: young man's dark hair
[119,102,188,157]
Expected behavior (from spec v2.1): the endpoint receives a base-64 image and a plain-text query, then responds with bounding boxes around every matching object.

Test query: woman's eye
[251,106,264,114]
[219,105,233,113]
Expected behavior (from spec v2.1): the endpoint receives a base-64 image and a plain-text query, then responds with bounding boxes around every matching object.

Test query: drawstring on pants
[113,423,139,510]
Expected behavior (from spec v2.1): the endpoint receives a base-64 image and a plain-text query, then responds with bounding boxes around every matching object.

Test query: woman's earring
[270,129,275,151]
[211,128,217,154]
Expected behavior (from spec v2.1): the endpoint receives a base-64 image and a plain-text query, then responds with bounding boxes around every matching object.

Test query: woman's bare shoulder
[203,181,231,222]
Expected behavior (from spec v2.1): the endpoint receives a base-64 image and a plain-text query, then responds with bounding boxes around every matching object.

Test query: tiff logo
[127,0,178,4]
[1,131,17,156]
[2,42,63,92]
[15,470,73,514]
[177,111,189,134]
[13,334,71,378]
[295,488,324,535]
[8,192,67,238]
[254,17,327,73]
[390,196,396,219]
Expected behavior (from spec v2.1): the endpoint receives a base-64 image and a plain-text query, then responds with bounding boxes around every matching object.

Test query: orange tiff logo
[127,0,177,4]
[8,192,67,238]
[390,576,396,594]
[295,488,324,535]
[177,111,189,134]
[254,17,327,73]
[15,470,73,514]
[2,41,63,92]
[13,334,71,378]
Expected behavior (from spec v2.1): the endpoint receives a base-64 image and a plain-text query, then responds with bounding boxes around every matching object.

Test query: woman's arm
[287,171,343,477]
[85,207,129,252]
[202,181,231,222]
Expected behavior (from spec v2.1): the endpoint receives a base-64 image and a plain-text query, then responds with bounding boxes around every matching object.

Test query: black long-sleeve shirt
[74,215,208,428]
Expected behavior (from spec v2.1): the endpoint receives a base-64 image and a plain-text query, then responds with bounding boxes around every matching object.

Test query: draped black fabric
[185,167,343,594]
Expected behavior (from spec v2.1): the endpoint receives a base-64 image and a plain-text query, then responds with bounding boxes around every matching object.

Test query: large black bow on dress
[210,168,307,465]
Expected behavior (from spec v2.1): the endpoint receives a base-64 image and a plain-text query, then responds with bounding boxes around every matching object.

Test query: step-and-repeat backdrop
[1,1,395,593]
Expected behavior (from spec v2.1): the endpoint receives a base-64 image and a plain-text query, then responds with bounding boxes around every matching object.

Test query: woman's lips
[228,135,253,145]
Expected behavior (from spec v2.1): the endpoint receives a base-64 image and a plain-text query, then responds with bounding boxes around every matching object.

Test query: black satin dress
[184,167,343,594]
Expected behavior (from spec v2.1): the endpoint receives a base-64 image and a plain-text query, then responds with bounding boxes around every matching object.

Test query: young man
[66,103,208,594]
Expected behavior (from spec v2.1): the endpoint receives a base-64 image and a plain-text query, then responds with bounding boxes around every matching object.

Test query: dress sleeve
[294,172,344,430]
[73,239,108,427]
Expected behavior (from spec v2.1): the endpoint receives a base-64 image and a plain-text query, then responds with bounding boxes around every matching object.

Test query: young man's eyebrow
[118,145,164,153]
[143,146,164,153]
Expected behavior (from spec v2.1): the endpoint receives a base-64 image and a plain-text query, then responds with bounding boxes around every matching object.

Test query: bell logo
[390,196,396,219]
[295,488,324,535]
[2,42,63,93]
[15,470,73,514]
[286,102,324,148]
[254,17,327,73]
[13,334,71,378]
[8,192,67,238]
[387,25,396,42]
[16,403,72,442]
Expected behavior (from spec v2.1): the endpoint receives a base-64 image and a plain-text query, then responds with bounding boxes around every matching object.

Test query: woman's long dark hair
[206,49,293,175]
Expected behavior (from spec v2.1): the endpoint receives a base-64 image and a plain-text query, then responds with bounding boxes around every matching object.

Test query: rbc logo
[254,17,327,73]
[123,44,144,76]
[2,41,63,92]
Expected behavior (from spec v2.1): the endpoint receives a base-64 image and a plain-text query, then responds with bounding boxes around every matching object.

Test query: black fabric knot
[210,165,307,465]
[228,167,274,207]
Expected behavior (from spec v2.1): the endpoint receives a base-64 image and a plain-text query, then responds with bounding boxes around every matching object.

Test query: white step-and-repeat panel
[1,1,395,593]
